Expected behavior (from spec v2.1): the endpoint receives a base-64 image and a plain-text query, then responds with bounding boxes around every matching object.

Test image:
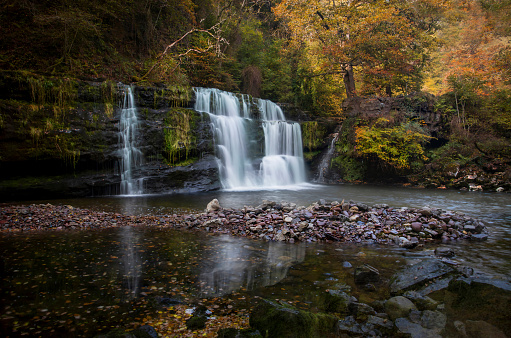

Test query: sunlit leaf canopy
[273,0,448,97]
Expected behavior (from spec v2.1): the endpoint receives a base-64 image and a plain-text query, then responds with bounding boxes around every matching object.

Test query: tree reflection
[199,235,306,297]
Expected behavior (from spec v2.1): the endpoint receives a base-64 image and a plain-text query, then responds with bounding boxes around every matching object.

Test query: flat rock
[390,259,455,294]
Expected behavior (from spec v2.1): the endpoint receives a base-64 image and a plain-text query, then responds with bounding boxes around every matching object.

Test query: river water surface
[1,184,510,336]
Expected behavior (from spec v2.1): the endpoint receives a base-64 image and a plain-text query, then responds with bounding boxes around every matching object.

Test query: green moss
[303,151,321,161]
[301,121,327,151]
[331,156,366,182]
[164,108,197,165]
[153,85,192,109]
[250,300,337,338]
[172,157,198,167]
[26,75,77,110]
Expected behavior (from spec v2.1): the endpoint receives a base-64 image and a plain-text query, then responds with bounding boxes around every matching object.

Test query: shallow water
[28,184,511,277]
[1,184,510,336]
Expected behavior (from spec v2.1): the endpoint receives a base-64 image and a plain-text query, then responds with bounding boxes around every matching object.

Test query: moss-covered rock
[249,299,337,338]
[0,71,221,200]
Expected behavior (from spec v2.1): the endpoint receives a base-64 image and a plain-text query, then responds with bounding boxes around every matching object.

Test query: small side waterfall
[316,125,342,183]
[118,85,144,195]
[194,87,306,189]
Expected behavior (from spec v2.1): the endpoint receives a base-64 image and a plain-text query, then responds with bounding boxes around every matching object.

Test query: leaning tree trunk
[343,64,356,98]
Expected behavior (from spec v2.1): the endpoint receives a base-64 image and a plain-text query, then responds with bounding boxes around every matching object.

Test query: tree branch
[140,22,226,81]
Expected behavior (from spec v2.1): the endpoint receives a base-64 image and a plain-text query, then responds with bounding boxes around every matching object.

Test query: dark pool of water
[1,184,510,336]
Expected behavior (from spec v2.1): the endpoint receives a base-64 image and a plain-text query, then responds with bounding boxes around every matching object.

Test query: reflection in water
[199,235,306,297]
[119,226,142,300]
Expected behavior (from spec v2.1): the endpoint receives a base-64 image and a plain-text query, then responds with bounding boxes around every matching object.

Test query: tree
[355,118,431,170]
[273,0,446,97]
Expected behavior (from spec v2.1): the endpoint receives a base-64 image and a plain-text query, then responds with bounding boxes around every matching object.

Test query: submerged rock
[464,320,507,338]
[354,264,380,285]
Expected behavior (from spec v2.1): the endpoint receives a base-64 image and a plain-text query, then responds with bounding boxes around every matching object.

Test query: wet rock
[186,306,209,330]
[416,277,455,296]
[454,320,467,336]
[321,290,353,314]
[434,247,455,258]
[342,261,352,268]
[399,237,418,249]
[250,299,337,337]
[470,233,488,241]
[465,320,507,338]
[367,314,394,331]
[132,325,159,338]
[206,199,221,212]
[337,316,363,335]
[402,291,438,311]
[420,310,446,331]
[354,264,380,285]
[411,222,423,232]
[390,259,455,295]
[186,315,207,330]
[395,317,442,338]
[203,218,223,227]
[385,296,417,320]
[446,277,511,334]
[348,302,376,320]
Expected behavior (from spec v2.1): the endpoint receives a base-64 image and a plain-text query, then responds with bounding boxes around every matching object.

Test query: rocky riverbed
[1,200,509,338]
[0,199,487,247]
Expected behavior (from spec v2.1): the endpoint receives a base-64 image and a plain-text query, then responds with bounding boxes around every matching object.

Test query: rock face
[0,72,220,200]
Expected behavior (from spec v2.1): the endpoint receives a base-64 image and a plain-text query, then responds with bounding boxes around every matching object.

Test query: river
[1,184,510,336]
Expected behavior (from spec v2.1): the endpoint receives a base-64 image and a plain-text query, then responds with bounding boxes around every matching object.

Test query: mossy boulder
[249,299,337,338]
[319,289,353,314]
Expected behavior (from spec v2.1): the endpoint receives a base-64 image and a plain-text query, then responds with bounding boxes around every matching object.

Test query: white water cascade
[316,125,342,183]
[118,85,144,195]
[194,87,306,189]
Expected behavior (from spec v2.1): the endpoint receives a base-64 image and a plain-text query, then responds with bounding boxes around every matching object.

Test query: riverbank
[0,200,487,247]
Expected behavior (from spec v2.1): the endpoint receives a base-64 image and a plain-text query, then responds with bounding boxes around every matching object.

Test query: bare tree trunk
[386,84,392,97]
[343,64,356,98]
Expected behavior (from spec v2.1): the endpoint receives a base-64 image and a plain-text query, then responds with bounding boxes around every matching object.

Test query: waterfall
[118,85,144,195]
[315,125,342,183]
[194,87,306,189]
